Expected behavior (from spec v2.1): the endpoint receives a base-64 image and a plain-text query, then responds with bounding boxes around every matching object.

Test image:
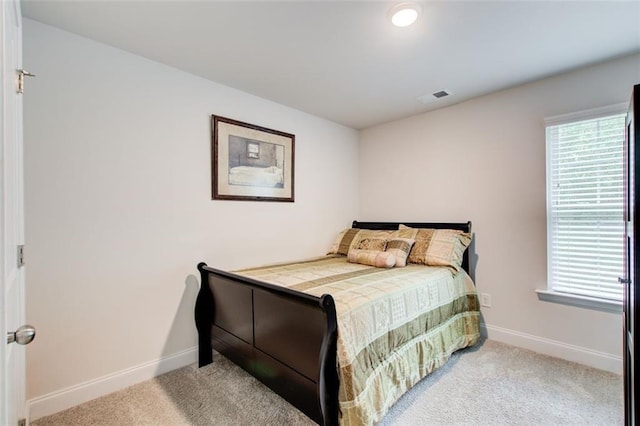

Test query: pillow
[347,249,396,268]
[328,228,393,255]
[355,237,387,252]
[384,238,415,267]
[397,225,471,271]
[327,228,357,255]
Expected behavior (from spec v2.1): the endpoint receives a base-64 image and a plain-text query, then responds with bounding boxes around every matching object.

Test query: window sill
[535,289,622,314]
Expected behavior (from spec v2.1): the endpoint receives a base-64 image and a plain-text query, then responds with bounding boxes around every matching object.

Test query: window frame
[539,103,627,313]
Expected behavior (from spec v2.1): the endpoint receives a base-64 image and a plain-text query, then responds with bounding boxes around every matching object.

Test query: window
[543,104,627,310]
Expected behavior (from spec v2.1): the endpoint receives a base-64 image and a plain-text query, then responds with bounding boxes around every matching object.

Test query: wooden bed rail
[195,262,339,425]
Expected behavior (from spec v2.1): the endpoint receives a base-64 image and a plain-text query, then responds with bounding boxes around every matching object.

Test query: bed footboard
[195,262,339,425]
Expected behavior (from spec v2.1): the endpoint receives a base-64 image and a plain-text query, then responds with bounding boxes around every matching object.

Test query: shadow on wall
[467,232,487,339]
[469,232,479,283]
[155,273,200,377]
[468,233,488,338]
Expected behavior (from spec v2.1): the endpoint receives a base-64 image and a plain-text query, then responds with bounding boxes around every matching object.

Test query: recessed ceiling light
[388,2,421,27]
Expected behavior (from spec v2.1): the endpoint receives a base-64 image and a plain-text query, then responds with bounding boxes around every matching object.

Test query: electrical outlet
[480,293,492,308]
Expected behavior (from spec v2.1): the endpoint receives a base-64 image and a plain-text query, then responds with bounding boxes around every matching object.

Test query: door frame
[1,0,26,424]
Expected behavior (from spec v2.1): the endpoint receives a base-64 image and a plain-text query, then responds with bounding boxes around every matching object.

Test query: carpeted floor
[32,339,622,425]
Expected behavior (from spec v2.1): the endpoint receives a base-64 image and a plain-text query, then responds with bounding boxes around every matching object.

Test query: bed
[228,165,284,187]
[195,221,480,425]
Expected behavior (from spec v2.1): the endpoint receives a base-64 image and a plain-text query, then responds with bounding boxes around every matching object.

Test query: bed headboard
[351,220,473,274]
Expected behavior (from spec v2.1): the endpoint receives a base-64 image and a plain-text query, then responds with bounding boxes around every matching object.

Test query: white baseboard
[26,328,622,421]
[27,346,197,421]
[481,323,622,375]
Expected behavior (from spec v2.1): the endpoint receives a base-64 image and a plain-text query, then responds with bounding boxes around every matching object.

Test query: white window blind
[546,109,626,302]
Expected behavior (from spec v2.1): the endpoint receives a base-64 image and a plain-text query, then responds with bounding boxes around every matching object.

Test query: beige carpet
[32,339,622,425]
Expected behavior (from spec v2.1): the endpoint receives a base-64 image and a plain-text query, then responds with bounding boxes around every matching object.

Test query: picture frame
[212,115,295,202]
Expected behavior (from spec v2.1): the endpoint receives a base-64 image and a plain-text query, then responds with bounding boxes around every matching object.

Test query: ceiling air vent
[417,89,453,104]
[432,90,450,99]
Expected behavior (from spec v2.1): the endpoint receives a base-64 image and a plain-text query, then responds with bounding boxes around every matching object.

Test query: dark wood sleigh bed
[194,220,473,425]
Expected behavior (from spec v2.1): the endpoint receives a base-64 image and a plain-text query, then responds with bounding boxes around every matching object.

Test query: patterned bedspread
[236,255,480,425]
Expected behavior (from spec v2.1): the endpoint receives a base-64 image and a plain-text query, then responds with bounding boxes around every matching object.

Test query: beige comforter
[236,255,480,425]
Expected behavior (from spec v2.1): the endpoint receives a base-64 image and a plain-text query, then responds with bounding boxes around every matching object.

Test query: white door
[1,1,27,425]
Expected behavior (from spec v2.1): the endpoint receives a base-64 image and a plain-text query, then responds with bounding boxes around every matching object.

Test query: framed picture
[212,115,295,202]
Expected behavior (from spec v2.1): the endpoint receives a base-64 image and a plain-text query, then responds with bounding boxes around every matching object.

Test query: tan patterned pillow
[328,228,393,255]
[397,225,471,270]
[384,238,415,267]
[327,228,358,255]
[355,237,387,251]
[347,249,396,268]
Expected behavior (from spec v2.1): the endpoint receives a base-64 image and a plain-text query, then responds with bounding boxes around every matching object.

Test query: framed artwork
[212,115,295,202]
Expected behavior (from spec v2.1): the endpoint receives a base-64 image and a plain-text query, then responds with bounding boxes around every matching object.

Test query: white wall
[23,19,359,417]
[23,14,638,419]
[359,53,640,373]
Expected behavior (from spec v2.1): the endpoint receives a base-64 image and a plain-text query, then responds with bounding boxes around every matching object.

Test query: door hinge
[17,69,35,94]
[18,418,26,426]
[17,245,25,267]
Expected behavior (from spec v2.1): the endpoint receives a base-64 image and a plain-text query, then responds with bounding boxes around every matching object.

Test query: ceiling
[21,1,640,129]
